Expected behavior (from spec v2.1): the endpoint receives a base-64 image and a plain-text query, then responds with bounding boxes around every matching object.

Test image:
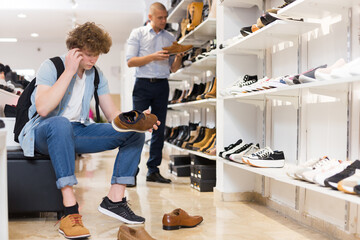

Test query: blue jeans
[34,116,145,189]
[132,78,169,174]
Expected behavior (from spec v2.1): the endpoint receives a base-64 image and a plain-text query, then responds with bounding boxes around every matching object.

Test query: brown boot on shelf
[196,81,211,100]
[199,133,216,152]
[205,145,216,156]
[204,77,216,98]
[163,41,193,55]
[181,125,200,148]
[192,128,216,151]
[186,2,204,31]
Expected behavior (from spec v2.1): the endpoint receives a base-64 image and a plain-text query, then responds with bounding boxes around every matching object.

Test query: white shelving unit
[179,18,217,46]
[0,89,19,117]
[167,0,193,23]
[216,0,360,239]
[165,141,217,161]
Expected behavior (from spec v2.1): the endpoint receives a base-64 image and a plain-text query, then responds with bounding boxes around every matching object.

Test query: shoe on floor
[162,41,193,55]
[162,208,203,230]
[146,172,171,184]
[98,196,145,224]
[112,110,158,133]
[117,225,155,240]
[58,214,91,239]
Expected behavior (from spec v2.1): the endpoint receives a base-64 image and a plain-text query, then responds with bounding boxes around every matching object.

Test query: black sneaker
[324,160,360,190]
[98,196,145,224]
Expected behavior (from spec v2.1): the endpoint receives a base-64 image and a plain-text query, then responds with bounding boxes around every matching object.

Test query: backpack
[14,56,100,143]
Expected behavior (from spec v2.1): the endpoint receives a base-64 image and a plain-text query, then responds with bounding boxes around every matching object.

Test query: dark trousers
[132,78,169,174]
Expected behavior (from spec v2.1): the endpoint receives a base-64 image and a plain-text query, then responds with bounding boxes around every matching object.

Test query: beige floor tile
[9,148,331,240]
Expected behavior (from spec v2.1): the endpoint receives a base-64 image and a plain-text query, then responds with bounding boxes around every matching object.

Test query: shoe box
[194,165,216,180]
[190,153,216,166]
[171,164,191,177]
[190,177,216,192]
[170,154,191,165]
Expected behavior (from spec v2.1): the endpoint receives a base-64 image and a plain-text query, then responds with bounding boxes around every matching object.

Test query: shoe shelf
[278,0,357,19]
[168,98,216,109]
[169,55,216,81]
[164,142,217,161]
[167,0,193,24]
[220,20,320,55]
[221,158,360,205]
[219,0,263,9]
[0,89,19,116]
[179,18,217,47]
[220,76,360,103]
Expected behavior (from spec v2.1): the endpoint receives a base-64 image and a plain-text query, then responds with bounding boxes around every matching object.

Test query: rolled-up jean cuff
[111,176,134,185]
[56,175,78,189]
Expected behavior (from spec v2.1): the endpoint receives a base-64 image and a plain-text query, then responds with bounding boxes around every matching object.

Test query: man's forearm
[171,56,182,73]
[127,55,154,68]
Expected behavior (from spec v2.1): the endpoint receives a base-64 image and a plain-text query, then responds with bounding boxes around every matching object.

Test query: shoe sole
[146,178,171,184]
[59,229,91,239]
[97,206,144,224]
[246,159,285,168]
[111,120,147,133]
[162,219,203,230]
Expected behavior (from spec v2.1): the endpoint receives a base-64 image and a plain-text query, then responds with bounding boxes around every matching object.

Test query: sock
[64,203,79,216]
[108,196,123,204]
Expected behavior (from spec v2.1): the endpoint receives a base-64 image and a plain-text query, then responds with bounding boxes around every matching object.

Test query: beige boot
[204,77,216,98]
[186,2,204,31]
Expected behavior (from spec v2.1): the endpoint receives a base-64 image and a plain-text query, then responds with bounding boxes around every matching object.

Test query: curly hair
[66,22,112,55]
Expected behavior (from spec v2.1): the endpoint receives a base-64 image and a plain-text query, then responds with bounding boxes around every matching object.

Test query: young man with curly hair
[19,22,158,239]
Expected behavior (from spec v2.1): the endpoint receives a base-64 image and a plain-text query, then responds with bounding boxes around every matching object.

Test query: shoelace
[311,156,330,170]
[233,143,252,154]
[253,147,273,158]
[54,214,84,227]
[122,200,135,216]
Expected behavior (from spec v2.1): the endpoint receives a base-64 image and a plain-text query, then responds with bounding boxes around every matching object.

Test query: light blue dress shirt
[126,23,176,79]
[19,55,110,157]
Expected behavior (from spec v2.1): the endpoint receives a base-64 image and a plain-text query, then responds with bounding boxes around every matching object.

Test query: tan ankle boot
[186,2,204,31]
[204,77,216,98]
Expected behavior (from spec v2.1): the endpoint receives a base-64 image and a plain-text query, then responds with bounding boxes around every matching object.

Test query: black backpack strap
[49,56,65,79]
[93,66,100,122]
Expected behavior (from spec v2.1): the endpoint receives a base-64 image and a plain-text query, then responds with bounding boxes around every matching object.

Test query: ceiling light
[17,13,27,18]
[31,33,39,38]
[0,38,18,43]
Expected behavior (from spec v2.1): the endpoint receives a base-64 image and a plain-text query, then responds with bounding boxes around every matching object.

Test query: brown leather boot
[186,2,204,31]
[204,77,216,98]
[192,128,216,151]
[199,133,216,152]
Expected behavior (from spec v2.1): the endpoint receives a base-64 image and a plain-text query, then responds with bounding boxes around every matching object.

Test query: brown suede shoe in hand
[162,208,203,230]
[118,225,155,240]
[112,110,158,133]
[162,41,193,55]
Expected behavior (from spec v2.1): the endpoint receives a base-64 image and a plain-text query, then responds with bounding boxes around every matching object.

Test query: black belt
[137,77,167,83]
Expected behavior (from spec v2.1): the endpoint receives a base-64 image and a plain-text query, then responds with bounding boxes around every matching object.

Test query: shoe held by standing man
[126,2,184,184]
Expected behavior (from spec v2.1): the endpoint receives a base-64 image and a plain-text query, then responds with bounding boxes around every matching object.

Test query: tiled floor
[8,148,332,240]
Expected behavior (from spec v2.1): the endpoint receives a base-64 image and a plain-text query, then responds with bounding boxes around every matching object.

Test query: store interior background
[0,0,169,112]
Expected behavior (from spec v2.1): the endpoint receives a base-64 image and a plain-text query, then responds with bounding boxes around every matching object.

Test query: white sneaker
[314,58,346,81]
[229,143,260,164]
[259,76,288,90]
[293,156,329,180]
[313,161,351,186]
[338,169,360,194]
[220,141,247,159]
[301,158,341,183]
[241,77,269,93]
[330,57,360,79]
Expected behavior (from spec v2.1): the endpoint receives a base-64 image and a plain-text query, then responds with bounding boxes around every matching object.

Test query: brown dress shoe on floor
[162,41,193,55]
[162,208,203,230]
[118,225,155,240]
[112,110,158,133]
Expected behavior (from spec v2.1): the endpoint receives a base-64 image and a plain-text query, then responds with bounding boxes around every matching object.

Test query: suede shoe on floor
[98,196,145,224]
[162,41,193,55]
[112,110,158,133]
[58,214,91,239]
[118,225,155,240]
[146,172,171,183]
[162,208,203,230]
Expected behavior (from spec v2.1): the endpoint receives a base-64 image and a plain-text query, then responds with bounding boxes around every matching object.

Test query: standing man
[126,2,183,184]
[19,22,159,239]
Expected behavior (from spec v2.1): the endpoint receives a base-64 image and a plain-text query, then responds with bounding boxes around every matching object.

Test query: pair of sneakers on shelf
[219,140,285,168]
[59,196,144,239]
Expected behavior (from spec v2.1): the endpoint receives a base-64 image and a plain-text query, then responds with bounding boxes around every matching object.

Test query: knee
[47,116,73,136]
[132,132,145,146]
